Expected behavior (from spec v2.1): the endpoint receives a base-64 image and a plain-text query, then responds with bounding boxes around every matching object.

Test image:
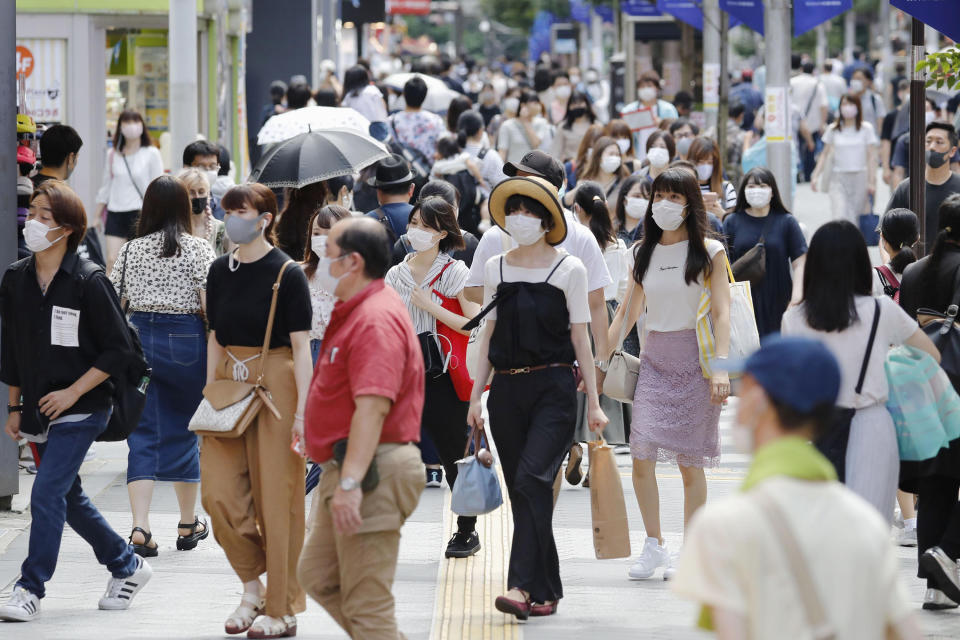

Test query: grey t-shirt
[886,173,960,252]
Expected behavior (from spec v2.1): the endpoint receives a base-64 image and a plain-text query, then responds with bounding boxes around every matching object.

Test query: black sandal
[176,516,209,551]
[128,527,159,557]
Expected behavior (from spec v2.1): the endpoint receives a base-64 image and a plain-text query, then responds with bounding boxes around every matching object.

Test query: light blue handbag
[885,345,960,462]
[450,428,503,517]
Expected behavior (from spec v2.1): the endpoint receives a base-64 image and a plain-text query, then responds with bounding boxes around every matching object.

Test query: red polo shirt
[304,279,424,463]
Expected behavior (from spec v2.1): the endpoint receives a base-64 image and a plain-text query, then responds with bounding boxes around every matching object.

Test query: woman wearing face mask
[497,91,554,164]
[688,137,738,218]
[605,168,731,582]
[549,73,573,125]
[722,168,807,336]
[811,94,878,225]
[615,175,651,244]
[550,90,597,164]
[274,181,328,261]
[110,175,216,558]
[95,110,164,276]
[636,130,676,185]
[202,183,313,638]
[604,120,638,173]
[323,175,356,214]
[302,205,350,364]
[178,168,227,255]
[571,123,605,187]
[568,136,628,210]
[466,177,608,618]
[384,197,483,559]
[619,71,679,141]
[477,83,502,127]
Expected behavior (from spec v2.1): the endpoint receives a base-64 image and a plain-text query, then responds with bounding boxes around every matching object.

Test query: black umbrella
[248,128,391,189]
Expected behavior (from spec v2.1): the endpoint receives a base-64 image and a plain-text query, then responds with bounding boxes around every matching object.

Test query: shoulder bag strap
[753,490,836,640]
[803,82,821,119]
[756,211,775,243]
[949,265,960,310]
[120,152,144,201]
[119,243,131,313]
[256,260,295,386]
[854,299,881,395]
[427,258,454,289]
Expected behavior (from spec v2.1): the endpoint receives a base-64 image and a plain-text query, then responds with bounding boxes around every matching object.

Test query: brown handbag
[188,260,293,438]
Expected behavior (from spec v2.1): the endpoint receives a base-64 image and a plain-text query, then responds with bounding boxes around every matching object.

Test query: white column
[702,0,721,132]
[764,0,793,210]
[169,0,198,171]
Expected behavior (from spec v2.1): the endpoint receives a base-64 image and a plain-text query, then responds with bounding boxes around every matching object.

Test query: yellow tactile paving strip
[431,465,521,640]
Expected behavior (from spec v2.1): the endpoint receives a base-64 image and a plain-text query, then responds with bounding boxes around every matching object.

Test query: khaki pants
[298,443,424,640]
[200,346,306,617]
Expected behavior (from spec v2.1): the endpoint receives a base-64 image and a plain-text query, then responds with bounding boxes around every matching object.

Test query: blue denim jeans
[310,339,323,367]
[18,410,138,598]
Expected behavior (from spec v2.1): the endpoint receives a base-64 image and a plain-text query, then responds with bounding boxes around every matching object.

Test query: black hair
[182,140,219,167]
[343,65,372,97]
[615,174,650,232]
[436,134,461,160]
[326,174,355,199]
[408,196,465,253]
[802,61,816,75]
[735,167,790,214]
[446,95,473,133]
[217,144,231,176]
[286,83,312,109]
[801,220,873,332]
[403,76,429,108]
[276,182,327,260]
[456,110,484,147]
[314,88,338,107]
[922,195,960,305]
[770,397,836,440]
[136,175,191,258]
[562,90,597,130]
[633,168,713,286]
[269,80,288,102]
[729,100,745,119]
[879,208,919,274]
[791,53,802,70]
[419,180,460,207]
[504,194,555,233]
[113,110,153,151]
[927,121,960,148]
[533,66,552,93]
[645,129,677,159]
[337,219,392,279]
[552,70,569,83]
[574,181,616,250]
[673,90,693,110]
[669,118,700,136]
[852,66,874,82]
[38,124,83,168]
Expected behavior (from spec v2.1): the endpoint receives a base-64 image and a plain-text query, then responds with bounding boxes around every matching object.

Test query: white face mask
[503,97,520,114]
[341,193,354,210]
[554,85,571,100]
[569,75,581,86]
[204,170,219,189]
[696,163,714,182]
[849,79,864,93]
[651,199,687,231]
[647,147,669,168]
[120,122,143,141]
[601,155,622,174]
[925,111,937,126]
[745,186,772,208]
[24,219,64,253]
[840,104,859,120]
[315,254,347,297]
[505,214,546,246]
[616,138,631,154]
[625,197,648,219]
[638,86,658,103]
[310,235,327,258]
[406,227,439,252]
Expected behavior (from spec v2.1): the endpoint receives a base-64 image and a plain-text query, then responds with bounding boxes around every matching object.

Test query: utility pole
[910,18,927,255]
[702,0,721,134]
[764,0,792,210]
[843,11,856,62]
[879,0,893,105]
[169,0,198,171]
[717,10,730,169]
[815,23,828,69]
[317,0,339,77]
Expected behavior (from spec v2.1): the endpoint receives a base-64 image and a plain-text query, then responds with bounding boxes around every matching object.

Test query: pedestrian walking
[634,130,676,186]
[0,180,153,622]
[722,168,807,336]
[566,136,628,206]
[177,168,227,256]
[550,90,597,163]
[340,66,388,125]
[457,110,507,199]
[620,70,679,160]
[497,91,553,164]
[297,217,426,639]
[110,175,215,557]
[671,336,922,640]
[201,183,313,638]
[95,110,164,274]
[384,197,482,557]
[275,182,328,261]
[897,195,960,610]
[389,76,447,162]
[687,137,737,217]
[303,205,350,365]
[849,66,887,133]
[364,154,416,242]
[791,60,829,183]
[466,176,608,619]
[605,168,732,581]
[781,220,939,520]
[614,175,650,245]
[811,94,878,225]
[604,120,638,174]
[570,123,604,187]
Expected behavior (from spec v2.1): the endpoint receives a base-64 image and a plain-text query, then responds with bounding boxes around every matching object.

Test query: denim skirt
[127,312,206,483]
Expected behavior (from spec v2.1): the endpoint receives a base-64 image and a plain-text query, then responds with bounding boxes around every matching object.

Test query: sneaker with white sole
[0,586,40,622]
[98,556,152,610]
[920,547,960,604]
[628,537,669,580]
[923,588,959,611]
[895,525,917,547]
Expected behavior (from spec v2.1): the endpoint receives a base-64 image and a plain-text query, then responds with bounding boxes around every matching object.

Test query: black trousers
[422,373,476,534]
[917,475,960,587]
[487,368,576,603]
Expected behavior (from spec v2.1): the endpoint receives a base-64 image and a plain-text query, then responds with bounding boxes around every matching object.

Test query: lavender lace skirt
[630,330,721,468]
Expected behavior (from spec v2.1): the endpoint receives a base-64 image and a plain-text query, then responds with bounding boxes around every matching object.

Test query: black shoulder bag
[917,266,960,380]
[814,299,880,482]
[730,214,774,285]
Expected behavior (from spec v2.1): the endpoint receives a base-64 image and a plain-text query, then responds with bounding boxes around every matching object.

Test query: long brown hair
[604,119,635,157]
[574,124,604,175]
[580,136,629,183]
[687,136,724,196]
[275,182,327,259]
[303,205,350,279]
[112,110,153,151]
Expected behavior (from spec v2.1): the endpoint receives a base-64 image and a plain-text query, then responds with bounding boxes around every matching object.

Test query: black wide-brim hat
[366,152,414,188]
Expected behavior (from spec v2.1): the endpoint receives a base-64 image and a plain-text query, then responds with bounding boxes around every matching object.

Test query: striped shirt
[384,252,470,336]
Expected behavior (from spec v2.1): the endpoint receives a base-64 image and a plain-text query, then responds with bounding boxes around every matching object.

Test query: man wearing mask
[886,122,960,252]
[889,101,958,185]
[672,336,921,640]
[621,71,679,156]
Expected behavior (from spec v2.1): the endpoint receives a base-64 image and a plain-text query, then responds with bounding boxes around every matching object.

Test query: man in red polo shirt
[297,217,425,640]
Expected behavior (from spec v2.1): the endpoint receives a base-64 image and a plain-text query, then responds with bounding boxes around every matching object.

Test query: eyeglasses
[196,163,221,172]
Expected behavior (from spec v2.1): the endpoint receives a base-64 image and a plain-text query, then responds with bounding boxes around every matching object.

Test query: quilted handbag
[188,261,292,438]
[603,284,641,404]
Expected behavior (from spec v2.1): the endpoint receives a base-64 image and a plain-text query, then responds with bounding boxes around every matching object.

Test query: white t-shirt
[672,476,912,640]
[496,117,554,164]
[466,211,612,294]
[822,122,878,173]
[95,146,164,211]
[781,295,918,409]
[482,250,590,324]
[340,85,388,124]
[790,73,829,131]
[641,238,725,332]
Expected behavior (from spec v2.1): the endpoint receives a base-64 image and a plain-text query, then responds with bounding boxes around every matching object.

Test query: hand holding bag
[450,426,503,517]
[587,437,631,559]
[696,253,761,378]
[188,261,292,438]
[603,284,642,404]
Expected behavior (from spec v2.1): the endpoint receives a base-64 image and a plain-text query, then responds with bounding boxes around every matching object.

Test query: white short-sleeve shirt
[385,253,470,335]
[481,250,590,324]
[823,122,878,173]
[641,238,725,332]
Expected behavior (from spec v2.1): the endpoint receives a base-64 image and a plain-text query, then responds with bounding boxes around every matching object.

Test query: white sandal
[247,614,297,639]
[224,592,265,635]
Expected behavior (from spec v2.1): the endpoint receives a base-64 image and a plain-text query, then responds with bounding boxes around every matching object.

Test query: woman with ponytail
[457,110,506,199]
[898,194,960,610]
[873,208,918,301]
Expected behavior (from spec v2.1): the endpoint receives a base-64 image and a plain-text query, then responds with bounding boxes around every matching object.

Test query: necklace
[37,273,52,295]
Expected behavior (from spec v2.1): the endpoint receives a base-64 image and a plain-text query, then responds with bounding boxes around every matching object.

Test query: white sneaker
[98,556,152,610]
[0,586,40,622]
[628,537,669,580]
[923,588,959,611]
[895,525,917,547]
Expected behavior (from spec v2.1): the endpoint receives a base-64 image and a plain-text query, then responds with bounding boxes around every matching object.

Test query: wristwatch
[7,404,22,413]
[339,476,360,492]
[593,359,608,373]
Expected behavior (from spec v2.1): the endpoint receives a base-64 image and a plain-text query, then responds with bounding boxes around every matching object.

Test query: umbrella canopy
[248,128,390,189]
[256,106,371,146]
[383,72,458,113]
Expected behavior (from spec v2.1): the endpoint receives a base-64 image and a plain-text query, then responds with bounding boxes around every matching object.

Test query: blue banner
[720,0,763,35]
[656,0,703,31]
[569,0,592,24]
[794,0,852,37]
[890,0,960,45]
[528,11,557,63]
[622,0,662,17]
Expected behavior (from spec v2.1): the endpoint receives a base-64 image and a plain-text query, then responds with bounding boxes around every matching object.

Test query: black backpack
[441,169,480,236]
[76,260,151,442]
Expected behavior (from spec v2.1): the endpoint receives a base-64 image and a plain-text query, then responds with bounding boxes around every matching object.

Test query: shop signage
[15,39,66,123]
[386,0,430,15]
[794,0,852,37]
[889,0,960,45]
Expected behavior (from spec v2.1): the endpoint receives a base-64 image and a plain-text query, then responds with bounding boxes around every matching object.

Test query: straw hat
[488,176,567,246]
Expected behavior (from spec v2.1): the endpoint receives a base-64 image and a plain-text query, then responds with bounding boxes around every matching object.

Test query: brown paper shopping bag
[587,438,631,559]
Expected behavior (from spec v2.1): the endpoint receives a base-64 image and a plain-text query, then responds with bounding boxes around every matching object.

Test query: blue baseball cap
[721,335,841,413]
